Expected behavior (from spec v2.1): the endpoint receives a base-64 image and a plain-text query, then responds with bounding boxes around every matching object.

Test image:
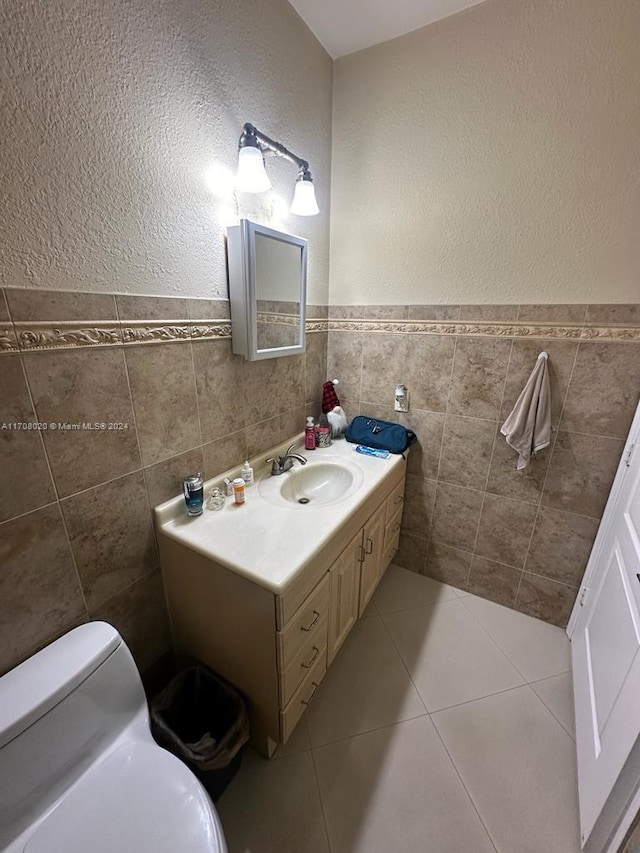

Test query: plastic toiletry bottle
[305,416,317,450]
[232,477,245,505]
[241,460,254,486]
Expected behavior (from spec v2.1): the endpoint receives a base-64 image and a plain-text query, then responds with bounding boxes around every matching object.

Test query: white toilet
[0,622,228,853]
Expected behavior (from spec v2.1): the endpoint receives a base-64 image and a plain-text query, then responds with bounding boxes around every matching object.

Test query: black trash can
[150,665,250,801]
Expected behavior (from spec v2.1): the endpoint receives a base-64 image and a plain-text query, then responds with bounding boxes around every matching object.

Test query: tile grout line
[458,591,573,685]
[450,335,512,588]
[240,356,249,461]
[483,337,514,495]
[374,609,430,717]
[457,596,535,686]
[434,335,459,484]
[102,343,160,572]
[89,564,161,614]
[377,587,548,851]
[529,667,573,683]
[16,351,91,618]
[514,342,582,607]
[472,338,521,597]
[307,746,336,853]
[308,708,432,753]
[429,717,500,853]
[429,678,578,848]
[530,677,576,742]
[187,339,206,473]
[427,334,461,579]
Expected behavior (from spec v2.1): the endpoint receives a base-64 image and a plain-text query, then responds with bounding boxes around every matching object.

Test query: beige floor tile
[372,563,459,613]
[462,594,571,681]
[433,686,581,853]
[361,597,378,618]
[383,599,524,711]
[531,672,576,740]
[217,749,329,853]
[313,717,496,853]
[305,616,426,747]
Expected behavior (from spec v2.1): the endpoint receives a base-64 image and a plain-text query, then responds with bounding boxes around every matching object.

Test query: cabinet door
[359,501,386,616]
[327,530,363,666]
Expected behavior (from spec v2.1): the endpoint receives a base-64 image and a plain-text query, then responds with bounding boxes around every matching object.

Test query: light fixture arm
[240,123,312,180]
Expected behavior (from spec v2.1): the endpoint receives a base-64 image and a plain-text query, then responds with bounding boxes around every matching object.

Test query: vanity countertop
[154,436,405,595]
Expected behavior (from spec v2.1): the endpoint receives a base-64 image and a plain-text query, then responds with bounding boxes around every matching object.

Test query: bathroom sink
[258,458,364,508]
[280,462,354,505]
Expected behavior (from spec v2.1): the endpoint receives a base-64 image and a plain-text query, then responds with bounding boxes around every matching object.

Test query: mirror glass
[227,220,307,361]
[254,233,303,351]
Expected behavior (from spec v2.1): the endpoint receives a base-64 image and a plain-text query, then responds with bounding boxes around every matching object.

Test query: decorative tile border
[0,317,332,353]
[190,322,235,341]
[306,319,330,333]
[12,322,122,351]
[122,322,192,345]
[0,326,19,352]
[256,312,301,327]
[2,292,639,353]
[327,318,640,342]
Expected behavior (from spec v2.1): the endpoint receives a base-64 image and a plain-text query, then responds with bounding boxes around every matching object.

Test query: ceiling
[288,0,487,59]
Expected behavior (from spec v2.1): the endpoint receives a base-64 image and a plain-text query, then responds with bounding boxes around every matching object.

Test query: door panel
[572,404,640,848]
[585,545,640,746]
[327,531,362,666]
[359,502,386,616]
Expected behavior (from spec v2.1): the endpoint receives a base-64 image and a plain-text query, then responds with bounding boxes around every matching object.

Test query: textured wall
[0,0,332,304]
[330,0,640,305]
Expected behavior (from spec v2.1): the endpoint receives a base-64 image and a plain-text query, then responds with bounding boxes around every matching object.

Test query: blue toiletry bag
[345,416,416,455]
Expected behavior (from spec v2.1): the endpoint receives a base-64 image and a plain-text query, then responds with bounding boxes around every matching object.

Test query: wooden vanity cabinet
[158,458,406,758]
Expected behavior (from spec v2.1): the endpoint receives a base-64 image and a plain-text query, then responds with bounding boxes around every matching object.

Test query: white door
[570,400,640,849]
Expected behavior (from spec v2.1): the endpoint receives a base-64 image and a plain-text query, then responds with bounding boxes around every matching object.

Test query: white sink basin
[259,458,364,508]
[280,462,354,505]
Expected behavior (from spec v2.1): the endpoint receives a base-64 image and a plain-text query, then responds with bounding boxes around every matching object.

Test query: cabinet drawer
[278,627,327,707]
[384,505,403,551]
[277,574,330,670]
[280,651,326,743]
[383,528,400,568]
[385,479,406,524]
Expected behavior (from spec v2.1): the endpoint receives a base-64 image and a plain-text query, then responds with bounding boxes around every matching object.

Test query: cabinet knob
[365,537,374,555]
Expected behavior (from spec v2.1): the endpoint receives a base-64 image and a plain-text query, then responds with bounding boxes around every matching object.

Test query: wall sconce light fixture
[236,122,319,216]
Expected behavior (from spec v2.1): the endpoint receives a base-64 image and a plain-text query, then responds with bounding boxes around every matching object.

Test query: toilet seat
[23,740,226,853]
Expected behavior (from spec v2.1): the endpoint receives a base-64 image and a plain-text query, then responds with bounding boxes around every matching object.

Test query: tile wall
[327,303,640,626]
[0,289,328,676]
[2,293,638,677]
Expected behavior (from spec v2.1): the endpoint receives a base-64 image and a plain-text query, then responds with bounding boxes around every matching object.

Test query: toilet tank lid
[0,622,121,750]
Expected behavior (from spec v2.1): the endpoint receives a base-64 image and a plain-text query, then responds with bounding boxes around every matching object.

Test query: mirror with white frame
[227,219,307,360]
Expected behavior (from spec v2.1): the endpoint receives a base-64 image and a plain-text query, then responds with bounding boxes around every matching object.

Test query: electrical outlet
[394,384,409,413]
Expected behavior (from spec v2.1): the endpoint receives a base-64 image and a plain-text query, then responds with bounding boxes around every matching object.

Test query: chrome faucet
[266,444,307,476]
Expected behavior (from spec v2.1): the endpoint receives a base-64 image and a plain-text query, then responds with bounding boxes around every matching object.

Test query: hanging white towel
[500,352,551,470]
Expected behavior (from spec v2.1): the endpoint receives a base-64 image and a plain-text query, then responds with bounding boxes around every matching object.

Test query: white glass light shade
[236,146,272,193]
[290,179,319,216]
